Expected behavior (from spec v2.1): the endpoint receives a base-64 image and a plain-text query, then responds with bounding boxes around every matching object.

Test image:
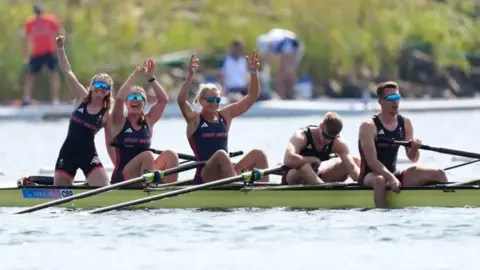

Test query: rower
[110,59,179,185]
[358,81,448,208]
[177,52,269,184]
[53,35,114,187]
[282,112,360,185]
[256,28,304,99]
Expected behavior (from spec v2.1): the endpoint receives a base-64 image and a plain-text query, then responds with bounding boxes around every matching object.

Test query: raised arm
[335,140,360,182]
[143,59,169,125]
[177,54,199,124]
[403,117,420,163]
[220,50,260,121]
[55,36,87,102]
[111,62,144,125]
[359,120,396,180]
[283,131,321,169]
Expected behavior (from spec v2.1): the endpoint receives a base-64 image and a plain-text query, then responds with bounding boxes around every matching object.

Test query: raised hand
[133,60,147,76]
[56,35,65,48]
[188,54,199,75]
[246,50,260,72]
[144,59,156,79]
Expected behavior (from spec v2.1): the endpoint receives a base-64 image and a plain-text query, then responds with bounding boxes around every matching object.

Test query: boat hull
[2,184,480,210]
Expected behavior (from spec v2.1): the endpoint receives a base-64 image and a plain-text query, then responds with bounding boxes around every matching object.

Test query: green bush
[0,0,478,100]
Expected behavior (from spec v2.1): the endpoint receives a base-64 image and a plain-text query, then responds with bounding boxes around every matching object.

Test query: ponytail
[138,111,146,125]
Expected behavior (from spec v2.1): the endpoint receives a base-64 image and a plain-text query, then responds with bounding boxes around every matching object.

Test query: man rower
[282,112,360,184]
[177,52,269,184]
[256,28,304,100]
[358,81,448,208]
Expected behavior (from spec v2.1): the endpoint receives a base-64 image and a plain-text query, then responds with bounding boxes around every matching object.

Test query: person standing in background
[256,28,304,100]
[219,40,249,103]
[22,3,62,106]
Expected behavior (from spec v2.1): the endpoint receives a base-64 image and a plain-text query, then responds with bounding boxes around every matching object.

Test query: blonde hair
[84,73,114,110]
[129,85,147,125]
[193,83,222,105]
[322,111,343,135]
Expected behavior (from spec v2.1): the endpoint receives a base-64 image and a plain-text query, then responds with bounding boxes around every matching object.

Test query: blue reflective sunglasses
[203,96,221,104]
[384,93,401,101]
[126,93,145,101]
[92,81,111,91]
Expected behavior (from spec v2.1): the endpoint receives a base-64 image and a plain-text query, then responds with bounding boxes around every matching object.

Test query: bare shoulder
[333,138,349,153]
[359,118,375,132]
[402,115,413,126]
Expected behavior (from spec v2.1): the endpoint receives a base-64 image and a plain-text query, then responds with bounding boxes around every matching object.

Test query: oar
[110,143,243,163]
[88,166,288,214]
[444,159,480,171]
[14,161,203,214]
[388,140,480,159]
[15,150,244,214]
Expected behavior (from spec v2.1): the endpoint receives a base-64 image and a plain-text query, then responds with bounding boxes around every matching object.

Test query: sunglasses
[203,96,221,104]
[126,93,145,101]
[92,81,111,91]
[383,93,401,102]
[322,130,338,141]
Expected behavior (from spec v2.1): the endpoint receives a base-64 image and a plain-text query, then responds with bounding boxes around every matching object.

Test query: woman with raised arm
[177,51,269,184]
[53,35,115,187]
[110,59,179,184]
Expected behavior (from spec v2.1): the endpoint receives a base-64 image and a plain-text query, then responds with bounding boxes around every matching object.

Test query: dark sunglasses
[383,93,401,102]
[126,93,145,101]
[92,81,111,91]
[203,96,221,104]
[322,130,338,140]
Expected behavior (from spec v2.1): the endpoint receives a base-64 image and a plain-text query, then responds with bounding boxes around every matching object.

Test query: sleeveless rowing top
[298,125,335,161]
[188,112,228,161]
[188,112,228,183]
[359,114,405,175]
[66,102,106,145]
[112,119,152,172]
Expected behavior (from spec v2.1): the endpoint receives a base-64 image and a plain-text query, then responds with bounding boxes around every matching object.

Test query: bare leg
[362,172,390,208]
[202,150,236,182]
[233,149,270,182]
[320,156,361,183]
[401,166,448,187]
[153,149,179,183]
[53,171,74,186]
[86,166,110,187]
[23,73,35,104]
[285,163,323,185]
[122,151,155,186]
[49,71,60,104]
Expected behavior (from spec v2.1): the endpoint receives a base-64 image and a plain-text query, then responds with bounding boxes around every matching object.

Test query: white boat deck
[1,98,480,121]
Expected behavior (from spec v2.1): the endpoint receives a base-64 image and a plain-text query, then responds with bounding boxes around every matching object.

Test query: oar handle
[110,143,244,161]
[387,140,480,160]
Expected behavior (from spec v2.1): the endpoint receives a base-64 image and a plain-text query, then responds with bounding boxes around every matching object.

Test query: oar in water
[88,166,288,214]
[15,151,242,214]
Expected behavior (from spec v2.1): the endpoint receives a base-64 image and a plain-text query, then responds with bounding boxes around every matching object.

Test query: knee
[299,163,312,173]
[372,176,387,189]
[434,169,447,181]
[249,148,267,159]
[140,150,155,161]
[212,150,230,161]
[352,156,361,166]
[162,149,179,159]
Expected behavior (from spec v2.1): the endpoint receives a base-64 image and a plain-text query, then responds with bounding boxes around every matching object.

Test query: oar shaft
[391,140,480,160]
[15,161,204,214]
[89,166,287,214]
[110,143,243,162]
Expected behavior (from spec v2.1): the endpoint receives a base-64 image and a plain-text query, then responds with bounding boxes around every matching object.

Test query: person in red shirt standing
[22,4,62,106]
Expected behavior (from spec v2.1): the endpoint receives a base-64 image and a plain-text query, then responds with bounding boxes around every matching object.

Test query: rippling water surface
[1,111,480,269]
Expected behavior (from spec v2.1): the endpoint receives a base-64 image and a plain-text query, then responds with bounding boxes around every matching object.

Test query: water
[1,110,480,269]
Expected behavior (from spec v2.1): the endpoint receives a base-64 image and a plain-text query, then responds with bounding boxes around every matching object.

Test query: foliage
[0,0,478,100]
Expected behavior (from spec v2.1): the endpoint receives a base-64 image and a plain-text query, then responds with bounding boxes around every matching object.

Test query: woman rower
[53,35,114,187]
[177,51,269,184]
[110,59,179,184]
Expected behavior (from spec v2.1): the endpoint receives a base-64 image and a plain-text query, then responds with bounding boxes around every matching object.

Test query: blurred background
[1,0,479,103]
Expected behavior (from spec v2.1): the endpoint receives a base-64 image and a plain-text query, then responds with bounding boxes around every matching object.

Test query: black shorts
[29,53,58,74]
[54,144,103,179]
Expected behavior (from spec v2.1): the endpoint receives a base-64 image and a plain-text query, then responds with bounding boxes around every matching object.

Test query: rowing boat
[2,179,480,210]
